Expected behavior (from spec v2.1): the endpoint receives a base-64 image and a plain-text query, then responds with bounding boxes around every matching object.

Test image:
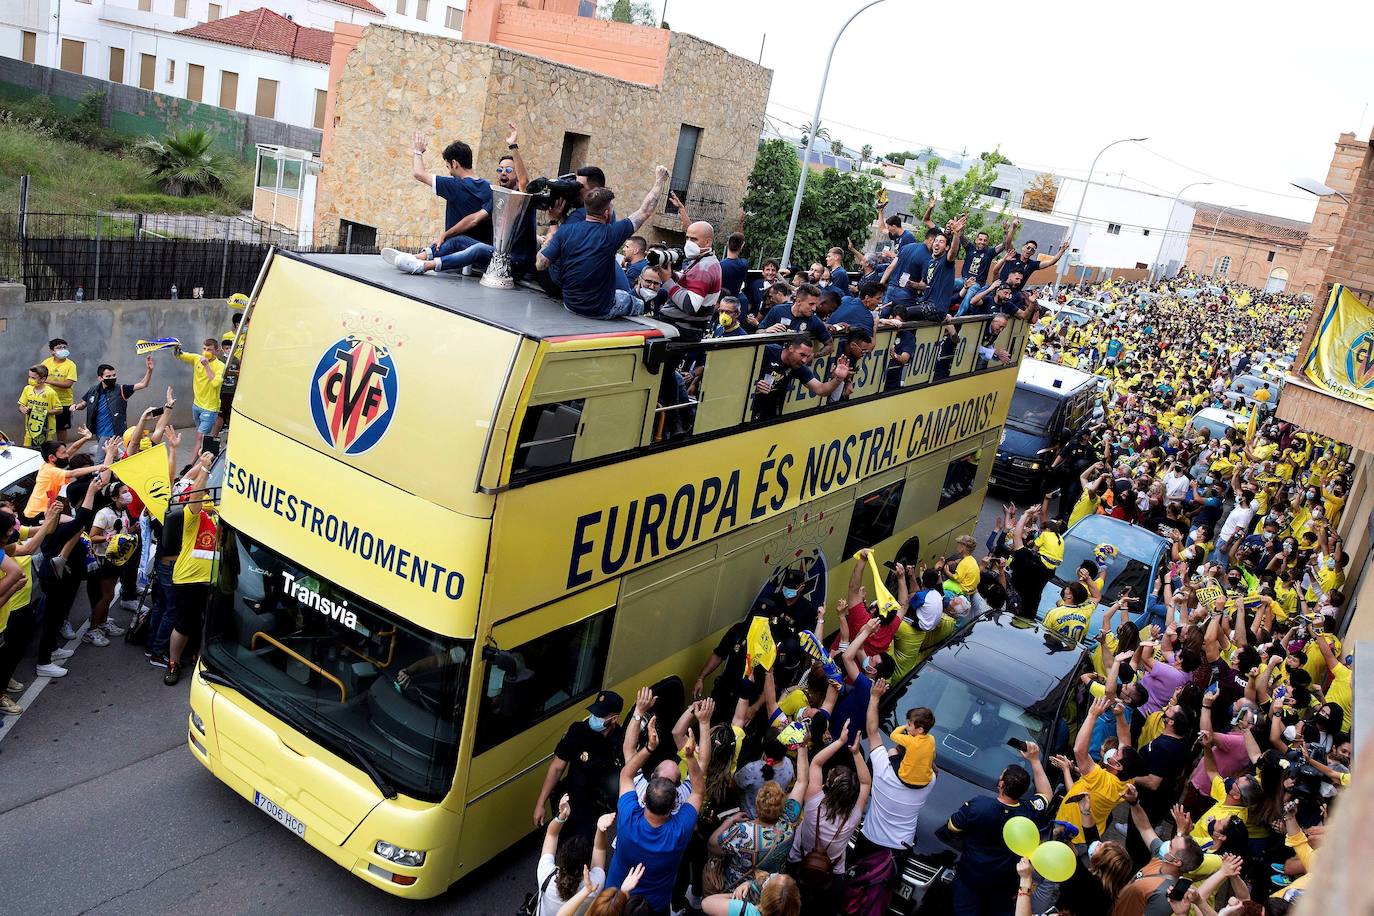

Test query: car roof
[1017,358,1098,395]
[0,442,42,485]
[1064,513,1168,556]
[923,611,1085,708]
[1196,406,1246,426]
[292,252,673,342]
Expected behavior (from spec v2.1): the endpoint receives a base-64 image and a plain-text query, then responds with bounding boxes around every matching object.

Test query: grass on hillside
[0,117,253,216]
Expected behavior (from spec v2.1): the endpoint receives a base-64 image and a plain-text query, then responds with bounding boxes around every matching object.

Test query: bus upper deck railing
[507,311,1029,485]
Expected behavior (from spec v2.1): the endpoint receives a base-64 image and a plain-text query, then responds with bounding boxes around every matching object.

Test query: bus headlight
[190,710,206,734]
[374,841,426,867]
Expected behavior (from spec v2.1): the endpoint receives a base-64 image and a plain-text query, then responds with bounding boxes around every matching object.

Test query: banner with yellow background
[1303,285,1374,409]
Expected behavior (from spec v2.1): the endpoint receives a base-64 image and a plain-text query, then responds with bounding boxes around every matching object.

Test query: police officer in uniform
[532,690,625,838]
[939,741,1053,916]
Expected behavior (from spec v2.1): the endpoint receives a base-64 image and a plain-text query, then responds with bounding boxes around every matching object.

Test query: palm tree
[800,121,831,148]
[137,128,231,197]
[860,144,873,168]
[829,138,845,157]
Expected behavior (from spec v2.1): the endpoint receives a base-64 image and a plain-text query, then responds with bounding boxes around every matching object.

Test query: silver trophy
[480,185,534,289]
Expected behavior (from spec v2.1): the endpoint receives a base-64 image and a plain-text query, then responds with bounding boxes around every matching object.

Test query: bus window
[476,609,615,754]
[843,479,905,557]
[202,526,471,801]
[939,450,981,509]
[512,400,585,476]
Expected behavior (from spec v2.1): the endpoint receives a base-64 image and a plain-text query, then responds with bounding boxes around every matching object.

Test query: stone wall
[0,293,230,438]
[314,25,770,247]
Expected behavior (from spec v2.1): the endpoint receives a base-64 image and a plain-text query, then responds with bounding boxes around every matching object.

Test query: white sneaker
[419,247,433,260]
[382,248,426,274]
[36,663,68,679]
[51,647,75,661]
[118,598,141,611]
[461,265,473,277]
[102,619,126,637]
[83,628,111,647]
[59,620,77,640]
[7,678,22,693]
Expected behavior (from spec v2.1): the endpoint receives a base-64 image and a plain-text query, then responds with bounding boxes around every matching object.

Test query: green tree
[137,128,231,197]
[908,146,1012,245]
[597,0,657,24]
[741,139,880,265]
[829,138,845,157]
[884,149,920,165]
[1022,172,1059,213]
[859,144,873,168]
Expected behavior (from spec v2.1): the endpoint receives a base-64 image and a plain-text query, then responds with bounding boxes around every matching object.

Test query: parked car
[0,440,41,508]
[1046,304,1093,328]
[991,360,1099,495]
[882,611,1087,913]
[1188,406,1248,442]
[1034,514,1170,643]
[1232,373,1281,406]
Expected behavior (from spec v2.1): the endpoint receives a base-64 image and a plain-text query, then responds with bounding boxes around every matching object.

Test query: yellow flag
[1302,285,1374,409]
[857,550,902,619]
[110,442,172,521]
[1245,404,1259,442]
[746,615,776,671]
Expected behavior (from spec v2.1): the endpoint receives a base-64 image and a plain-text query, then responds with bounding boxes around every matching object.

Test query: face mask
[684,240,702,259]
[1262,531,1274,541]
[587,715,607,732]
[54,349,70,359]
[781,587,799,600]
[102,377,117,387]
[718,313,737,329]
[118,492,134,506]
[55,457,69,469]
[636,287,657,303]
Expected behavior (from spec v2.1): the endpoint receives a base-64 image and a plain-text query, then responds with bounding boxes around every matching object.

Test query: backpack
[843,845,895,916]
[798,801,835,890]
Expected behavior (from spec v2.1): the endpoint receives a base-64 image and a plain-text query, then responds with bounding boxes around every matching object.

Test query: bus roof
[1016,358,1097,396]
[294,252,672,342]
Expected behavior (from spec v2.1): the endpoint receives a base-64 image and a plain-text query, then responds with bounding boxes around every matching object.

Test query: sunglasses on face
[496,166,515,174]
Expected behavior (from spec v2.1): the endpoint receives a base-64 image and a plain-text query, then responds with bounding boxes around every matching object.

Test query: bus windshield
[1008,388,1057,435]
[203,526,471,801]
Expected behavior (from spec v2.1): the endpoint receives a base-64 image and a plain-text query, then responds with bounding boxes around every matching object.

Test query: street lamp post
[1290,178,1351,204]
[1053,136,1146,294]
[1206,203,1247,277]
[780,0,888,269]
[1151,180,1210,282]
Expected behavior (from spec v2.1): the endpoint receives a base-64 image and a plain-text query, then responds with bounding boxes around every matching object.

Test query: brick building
[312,0,771,247]
[1182,132,1360,297]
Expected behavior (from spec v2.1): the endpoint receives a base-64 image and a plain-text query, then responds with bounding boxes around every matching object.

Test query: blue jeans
[433,234,482,258]
[148,560,178,657]
[437,242,493,272]
[956,281,985,316]
[569,288,646,320]
[192,404,217,434]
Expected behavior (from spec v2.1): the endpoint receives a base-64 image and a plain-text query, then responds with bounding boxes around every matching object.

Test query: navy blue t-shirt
[885,242,931,307]
[625,258,649,284]
[831,672,873,740]
[892,229,918,250]
[999,252,1043,283]
[719,256,750,298]
[828,265,850,295]
[509,206,537,267]
[829,296,875,334]
[541,218,636,317]
[960,242,996,284]
[434,175,493,244]
[923,253,958,309]
[761,303,833,343]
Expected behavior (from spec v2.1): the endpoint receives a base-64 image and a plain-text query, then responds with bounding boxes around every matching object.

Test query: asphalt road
[0,492,1033,916]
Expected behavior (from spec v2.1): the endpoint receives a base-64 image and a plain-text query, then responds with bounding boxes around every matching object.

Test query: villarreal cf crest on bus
[309,313,403,456]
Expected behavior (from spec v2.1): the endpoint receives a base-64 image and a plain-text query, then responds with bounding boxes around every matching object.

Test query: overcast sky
[663,0,1374,223]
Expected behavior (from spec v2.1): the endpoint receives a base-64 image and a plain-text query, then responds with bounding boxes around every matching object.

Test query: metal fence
[0,210,433,302]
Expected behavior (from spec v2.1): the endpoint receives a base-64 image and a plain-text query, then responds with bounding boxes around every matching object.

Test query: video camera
[525,174,582,212]
[1282,744,1327,800]
[645,246,685,270]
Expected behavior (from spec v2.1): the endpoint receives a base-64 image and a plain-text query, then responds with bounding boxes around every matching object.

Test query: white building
[1,0,468,132]
[1052,178,1195,278]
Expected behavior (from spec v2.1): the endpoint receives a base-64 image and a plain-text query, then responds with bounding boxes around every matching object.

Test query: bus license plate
[254,791,306,838]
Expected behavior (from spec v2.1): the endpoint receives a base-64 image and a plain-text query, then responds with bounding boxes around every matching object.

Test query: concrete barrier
[0,291,234,441]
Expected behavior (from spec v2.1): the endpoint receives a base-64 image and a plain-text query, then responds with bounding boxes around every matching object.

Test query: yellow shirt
[953,555,980,595]
[1252,387,1270,402]
[1192,776,1250,843]
[172,506,216,585]
[0,553,34,630]
[1055,765,1128,845]
[1326,663,1353,731]
[41,356,78,407]
[178,351,226,412]
[1068,492,1100,526]
[889,727,935,787]
[1137,710,1166,748]
[1044,603,1094,644]
[889,619,926,680]
[18,384,61,446]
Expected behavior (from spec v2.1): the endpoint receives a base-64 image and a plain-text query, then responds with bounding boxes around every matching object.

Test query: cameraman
[654,219,723,436]
[535,165,669,320]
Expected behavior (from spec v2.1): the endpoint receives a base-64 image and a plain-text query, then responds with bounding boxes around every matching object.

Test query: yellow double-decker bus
[188,250,1028,897]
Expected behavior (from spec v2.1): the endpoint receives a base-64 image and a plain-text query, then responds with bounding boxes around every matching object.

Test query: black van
[990,359,1100,495]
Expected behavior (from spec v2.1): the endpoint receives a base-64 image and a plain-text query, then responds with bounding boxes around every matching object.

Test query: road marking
[0,620,89,746]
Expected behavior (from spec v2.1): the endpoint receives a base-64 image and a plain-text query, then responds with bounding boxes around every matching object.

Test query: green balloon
[1032,840,1078,883]
[1002,815,1040,857]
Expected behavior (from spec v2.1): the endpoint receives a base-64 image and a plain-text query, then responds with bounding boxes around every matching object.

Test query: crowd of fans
[3,325,236,719]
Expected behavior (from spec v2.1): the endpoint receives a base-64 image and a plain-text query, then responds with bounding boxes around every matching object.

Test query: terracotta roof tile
[323,0,384,14]
[175,8,335,65]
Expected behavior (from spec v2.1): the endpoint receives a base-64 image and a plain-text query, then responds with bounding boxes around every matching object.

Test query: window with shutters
[108,47,125,83]
[219,70,239,109]
[208,2,221,19]
[186,63,204,102]
[174,0,187,16]
[60,39,85,74]
[139,53,155,89]
[255,78,278,118]
[21,31,36,64]
[416,0,429,19]
[313,89,327,130]
[445,6,464,29]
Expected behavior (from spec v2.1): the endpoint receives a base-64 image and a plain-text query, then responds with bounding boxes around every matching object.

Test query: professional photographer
[652,218,723,437]
[535,165,669,320]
